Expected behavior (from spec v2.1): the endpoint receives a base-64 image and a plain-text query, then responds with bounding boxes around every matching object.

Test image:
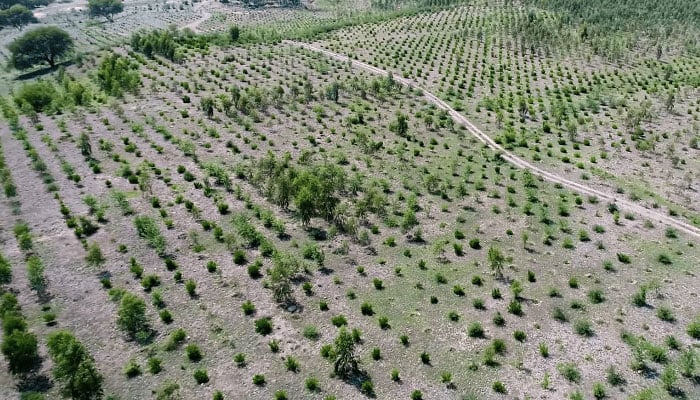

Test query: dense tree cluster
[96,53,140,97]
[130,30,182,62]
[521,0,700,58]
[249,151,346,227]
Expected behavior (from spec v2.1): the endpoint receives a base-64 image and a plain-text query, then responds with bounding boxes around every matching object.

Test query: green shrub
[688,319,700,340]
[468,322,484,338]
[558,362,581,383]
[378,316,390,329]
[147,357,162,374]
[588,289,605,304]
[255,318,273,335]
[574,320,594,337]
[193,369,209,384]
[97,54,140,97]
[124,359,141,378]
[302,325,319,340]
[284,356,300,372]
[507,300,523,316]
[492,381,507,393]
[252,374,265,385]
[14,80,59,113]
[331,315,347,327]
[185,343,202,362]
[305,377,319,392]
[656,305,675,322]
[241,300,255,316]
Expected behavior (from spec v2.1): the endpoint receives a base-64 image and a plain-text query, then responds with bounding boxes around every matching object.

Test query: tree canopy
[47,331,104,400]
[0,0,53,10]
[0,4,36,30]
[87,0,123,22]
[7,26,73,69]
[1,330,39,375]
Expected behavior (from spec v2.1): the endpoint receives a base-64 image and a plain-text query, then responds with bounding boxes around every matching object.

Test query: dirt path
[286,40,700,240]
[183,0,214,31]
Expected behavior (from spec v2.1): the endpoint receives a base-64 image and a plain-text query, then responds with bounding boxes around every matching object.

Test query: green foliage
[492,381,507,393]
[88,0,123,21]
[85,243,105,267]
[688,317,700,339]
[47,331,103,400]
[241,300,256,315]
[252,374,265,385]
[558,362,582,383]
[0,252,12,285]
[134,216,166,256]
[193,369,209,384]
[333,327,358,378]
[147,357,162,374]
[185,343,202,362]
[467,322,484,338]
[0,5,37,30]
[1,329,38,374]
[487,246,505,279]
[13,79,59,113]
[255,317,273,335]
[8,26,73,69]
[131,29,183,62]
[97,53,140,97]
[26,255,45,292]
[116,292,149,339]
[123,359,141,378]
[574,319,594,337]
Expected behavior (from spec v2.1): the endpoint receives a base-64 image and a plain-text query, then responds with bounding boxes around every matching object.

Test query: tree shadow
[16,373,52,394]
[307,227,327,241]
[15,61,73,81]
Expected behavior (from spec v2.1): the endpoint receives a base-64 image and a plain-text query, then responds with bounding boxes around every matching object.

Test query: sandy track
[286,40,700,240]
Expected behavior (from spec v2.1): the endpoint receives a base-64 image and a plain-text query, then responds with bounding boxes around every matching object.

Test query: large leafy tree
[87,0,123,21]
[7,26,73,69]
[0,4,36,30]
[47,331,104,400]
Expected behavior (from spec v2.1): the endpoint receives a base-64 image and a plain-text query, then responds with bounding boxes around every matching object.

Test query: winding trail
[286,40,700,240]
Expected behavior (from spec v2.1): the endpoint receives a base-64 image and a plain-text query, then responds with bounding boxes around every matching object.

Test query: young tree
[0,252,11,285]
[229,25,240,42]
[47,331,104,400]
[79,133,92,159]
[488,246,505,280]
[116,292,149,339]
[333,327,358,379]
[325,82,340,103]
[390,112,409,137]
[0,5,37,31]
[87,0,123,22]
[8,26,73,69]
[1,330,39,375]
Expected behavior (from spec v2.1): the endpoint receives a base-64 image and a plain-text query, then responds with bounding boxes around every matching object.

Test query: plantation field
[1,1,699,400]
[313,1,700,228]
